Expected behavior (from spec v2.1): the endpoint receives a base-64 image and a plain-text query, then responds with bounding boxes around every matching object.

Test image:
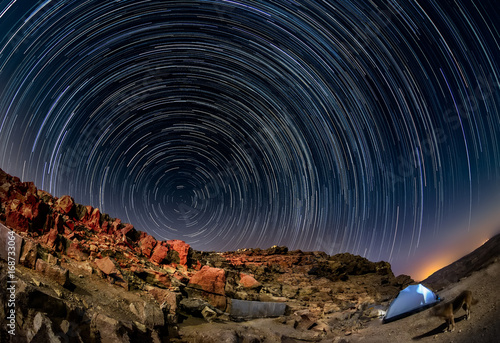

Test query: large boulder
[95,256,128,289]
[150,244,170,265]
[188,266,226,295]
[5,199,30,232]
[93,314,130,343]
[187,266,227,310]
[129,301,164,328]
[146,286,181,324]
[95,256,120,276]
[121,224,139,241]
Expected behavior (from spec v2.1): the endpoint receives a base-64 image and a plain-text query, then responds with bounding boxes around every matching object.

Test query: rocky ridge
[0,168,413,342]
[422,233,500,291]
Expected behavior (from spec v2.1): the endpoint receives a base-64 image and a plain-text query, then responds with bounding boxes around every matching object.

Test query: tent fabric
[383,284,440,323]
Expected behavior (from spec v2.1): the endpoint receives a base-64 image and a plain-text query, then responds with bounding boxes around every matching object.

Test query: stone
[44,226,60,250]
[35,258,70,287]
[187,266,227,310]
[179,298,222,318]
[147,286,181,319]
[94,313,130,343]
[109,218,122,232]
[180,298,209,313]
[65,220,75,231]
[188,266,226,295]
[27,312,62,343]
[129,301,164,327]
[95,257,128,290]
[46,253,59,265]
[87,207,101,231]
[139,234,157,258]
[95,256,120,276]
[201,306,217,322]
[293,310,318,330]
[239,274,261,289]
[166,239,191,266]
[150,244,170,264]
[60,319,70,334]
[137,269,172,288]
[74,204,88,220]
[5,200,30,232]
[54,195,74,215]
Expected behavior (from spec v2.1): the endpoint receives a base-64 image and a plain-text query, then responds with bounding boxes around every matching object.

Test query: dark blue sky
[1,0,499,279]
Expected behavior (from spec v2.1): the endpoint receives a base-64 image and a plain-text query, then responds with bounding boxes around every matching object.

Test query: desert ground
[176,256,499,343]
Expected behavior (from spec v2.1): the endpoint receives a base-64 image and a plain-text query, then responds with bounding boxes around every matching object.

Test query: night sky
[1,0,499,280]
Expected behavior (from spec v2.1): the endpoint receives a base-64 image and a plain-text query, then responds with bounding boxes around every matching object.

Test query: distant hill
[422,232,500,290]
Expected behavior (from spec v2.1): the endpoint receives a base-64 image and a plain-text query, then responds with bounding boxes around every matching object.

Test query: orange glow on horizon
[411,234,493,282]
[412,254,455,282]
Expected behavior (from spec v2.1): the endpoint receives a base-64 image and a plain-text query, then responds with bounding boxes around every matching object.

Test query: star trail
[1,0,499,277]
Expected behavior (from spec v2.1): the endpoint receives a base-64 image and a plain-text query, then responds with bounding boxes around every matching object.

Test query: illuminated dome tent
[383,284,441,323]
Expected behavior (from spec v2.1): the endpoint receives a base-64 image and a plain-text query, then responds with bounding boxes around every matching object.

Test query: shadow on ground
[412,315,467,340]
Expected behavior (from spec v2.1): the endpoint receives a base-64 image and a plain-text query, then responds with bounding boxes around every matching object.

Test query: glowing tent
[383,284,441,323]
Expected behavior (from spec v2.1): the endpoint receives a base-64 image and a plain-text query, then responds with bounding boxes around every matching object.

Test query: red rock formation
[121,224,137,240]
[150,244,170,265]
[86,207,101,232]
[167,239,190,266]
[189,266,226,295]
[187,266,227,309]
[139,233,157,258]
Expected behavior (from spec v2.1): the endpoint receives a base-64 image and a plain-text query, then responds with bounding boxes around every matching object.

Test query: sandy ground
[348,260,500,343]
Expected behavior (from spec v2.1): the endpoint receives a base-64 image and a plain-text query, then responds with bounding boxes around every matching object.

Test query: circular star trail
[1,0,499,272]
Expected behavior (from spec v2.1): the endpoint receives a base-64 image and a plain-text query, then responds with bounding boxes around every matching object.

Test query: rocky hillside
[422,232,500,291]
[0,168,412,342]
